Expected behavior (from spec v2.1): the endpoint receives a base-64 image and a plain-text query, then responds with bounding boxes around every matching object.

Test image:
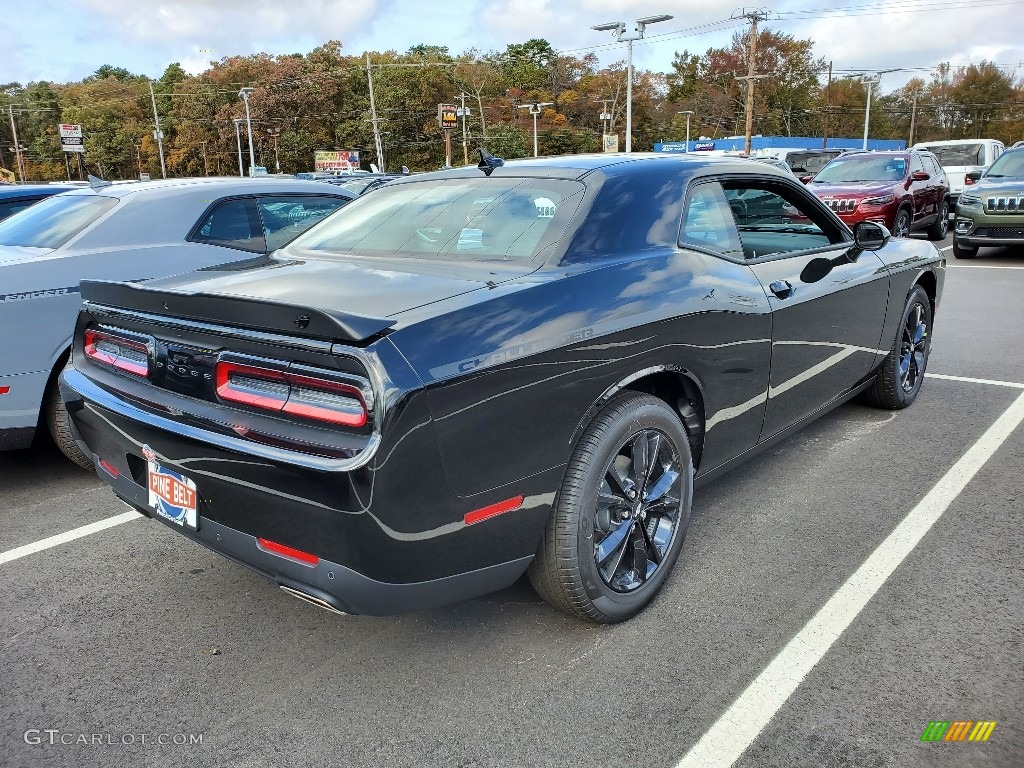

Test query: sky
[3,0,1024,95]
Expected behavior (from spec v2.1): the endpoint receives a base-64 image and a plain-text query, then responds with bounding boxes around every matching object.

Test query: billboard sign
[438,104,458,130]
[314,150,360,172]
[58,123,85,153]
[602,134,619,153]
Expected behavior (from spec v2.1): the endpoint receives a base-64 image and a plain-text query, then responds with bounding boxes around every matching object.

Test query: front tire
[926,200,949,240]
[953,239,977,259]
[46,377,94,471]
[528,393,693,623]
[863,285,932,410]
[891,207,912,238]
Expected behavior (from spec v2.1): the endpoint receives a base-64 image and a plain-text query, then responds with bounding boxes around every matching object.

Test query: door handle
[769,280,794,299]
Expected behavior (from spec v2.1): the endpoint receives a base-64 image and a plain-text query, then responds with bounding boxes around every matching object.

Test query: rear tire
[953,239,977,259]
[528,393,693,623]
[46,377,94,471]
[926,200,949,241]
[863,285,932,410]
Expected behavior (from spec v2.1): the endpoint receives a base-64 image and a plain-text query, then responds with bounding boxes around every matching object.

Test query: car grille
[985,196,1024,212]
[974,226,1024,239]
[823,198,858,214]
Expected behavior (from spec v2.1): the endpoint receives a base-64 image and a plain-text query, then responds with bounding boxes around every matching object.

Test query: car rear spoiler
[80,280,396,343]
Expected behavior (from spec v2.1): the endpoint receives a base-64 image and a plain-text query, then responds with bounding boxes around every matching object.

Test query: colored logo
[920,721,997,742]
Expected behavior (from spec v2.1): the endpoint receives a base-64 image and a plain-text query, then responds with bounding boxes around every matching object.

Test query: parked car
[0,184,80,222]
[0,177,355,466]
[60,153,943,623]
[913,138,1004,207]
[752,147,848,180]
[807,150,950,239]
[953,145,1024,259]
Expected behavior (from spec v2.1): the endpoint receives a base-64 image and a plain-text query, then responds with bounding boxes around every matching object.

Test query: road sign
[58,123,85,153]
[62,142,85,153]
[438,104,458,130]
[603,134,619,153]
[58,124,83,139]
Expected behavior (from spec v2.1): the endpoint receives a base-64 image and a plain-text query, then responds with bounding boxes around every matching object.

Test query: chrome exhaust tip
[279,585,347,615]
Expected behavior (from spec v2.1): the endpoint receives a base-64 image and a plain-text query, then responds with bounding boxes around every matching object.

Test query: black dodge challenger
[60,153,944,623]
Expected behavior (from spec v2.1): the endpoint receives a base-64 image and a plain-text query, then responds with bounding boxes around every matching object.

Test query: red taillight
[464,496,525,525]
[0,386,9,395]
[257,537,319,566]
[215,361,367,427]
[84,329,150,377]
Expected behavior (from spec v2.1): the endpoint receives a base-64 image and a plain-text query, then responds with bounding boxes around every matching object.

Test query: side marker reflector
[0,386,9,395]
[257,537,319,566]
[98,459,119,478]
[464,496,525,526]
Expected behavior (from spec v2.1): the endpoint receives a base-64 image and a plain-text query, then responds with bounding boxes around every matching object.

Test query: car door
[909,153,935,225]
[721,176,890,441]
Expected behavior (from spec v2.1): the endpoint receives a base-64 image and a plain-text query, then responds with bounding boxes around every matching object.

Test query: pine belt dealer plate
[147,461,198,530]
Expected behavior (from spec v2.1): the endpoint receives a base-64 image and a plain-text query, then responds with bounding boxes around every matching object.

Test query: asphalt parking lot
[2,234,1021,768]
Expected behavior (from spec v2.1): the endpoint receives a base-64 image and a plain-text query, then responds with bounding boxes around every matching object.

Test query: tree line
[1,31,1021,181]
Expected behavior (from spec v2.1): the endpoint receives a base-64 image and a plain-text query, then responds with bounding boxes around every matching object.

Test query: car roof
[392,153,795,183]
[56,177,356,200]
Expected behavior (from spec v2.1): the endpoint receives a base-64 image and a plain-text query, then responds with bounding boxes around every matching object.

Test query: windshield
[983,150,1024,179]
[920,143,984,167]
[812,156,908,183]
[0,194,117,249]
[292,178,584,263]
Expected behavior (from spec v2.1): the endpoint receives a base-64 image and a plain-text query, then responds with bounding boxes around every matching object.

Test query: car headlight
[861,193,895,206]
[958,193,981,205]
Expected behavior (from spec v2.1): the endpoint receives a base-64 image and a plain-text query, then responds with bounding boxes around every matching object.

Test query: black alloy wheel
[593,429,684,593]
[862,284,933,410]
[892,208,912,238]
[528,393,693,623]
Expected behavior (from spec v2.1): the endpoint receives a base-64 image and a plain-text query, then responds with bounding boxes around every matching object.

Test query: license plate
[147,462,198,529]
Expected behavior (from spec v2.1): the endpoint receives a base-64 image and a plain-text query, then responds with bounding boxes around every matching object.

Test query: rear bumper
[60,366,557,614]
[116,495,532,616]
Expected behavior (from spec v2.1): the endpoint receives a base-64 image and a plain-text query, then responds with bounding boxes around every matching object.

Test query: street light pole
[861,69,899,150]
[592,14,673,153]
[239,87,256,175]
[517,102,553,157]
[266,127,281,172]
[233,118,244,177]
[678,110,693,152]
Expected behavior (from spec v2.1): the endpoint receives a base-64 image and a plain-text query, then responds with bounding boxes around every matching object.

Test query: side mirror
[852,220,890,251]
[910,170,930,181]
[965,169,983,184]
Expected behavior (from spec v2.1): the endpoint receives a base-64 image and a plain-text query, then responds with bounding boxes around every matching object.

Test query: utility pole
[199,140,209,175]
[133,139,142,178]
[233,118,244,177]
[822,61,832,149]
[239,88,256,175]
[265,127,281,172]
[598,98,613,137]
[8,106,24,182]
[517,102,553,157]
[148,80,167,178]
[908,89,919,147]
[456,91,470,166]
[733,8,770,155]
[366,53,385,173]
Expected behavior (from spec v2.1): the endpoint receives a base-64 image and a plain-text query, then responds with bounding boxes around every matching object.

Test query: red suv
[807,150,950,239]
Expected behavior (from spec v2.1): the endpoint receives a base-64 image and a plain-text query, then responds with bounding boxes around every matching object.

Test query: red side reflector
[0,386,9,395]
[98,459,119,478]
[256,537,319,566]
[464,496,524,526]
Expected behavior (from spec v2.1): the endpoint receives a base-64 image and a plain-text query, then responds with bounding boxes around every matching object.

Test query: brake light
[215,361,367,427]
[84,329,150,377]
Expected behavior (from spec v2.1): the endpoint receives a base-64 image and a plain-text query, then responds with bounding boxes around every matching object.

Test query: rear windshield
[291,178,584,263]
[984,150,1024,179]
[784,151,843,174]
[0,194,117,249]
[919,144,985,167]
[812,156,907,183]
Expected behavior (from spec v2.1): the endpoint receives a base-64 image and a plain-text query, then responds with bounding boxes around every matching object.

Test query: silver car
[0,177,354,466]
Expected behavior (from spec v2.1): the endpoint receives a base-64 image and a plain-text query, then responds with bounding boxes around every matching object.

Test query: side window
[257,196,350,251]
[911,154,926,174]
[925,156,941,176]
[0,198,42,220]
[720,180,845,260]
[190,198,265,252]
[679,182,743,258]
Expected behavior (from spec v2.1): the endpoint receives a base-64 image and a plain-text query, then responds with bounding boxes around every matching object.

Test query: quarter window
[190,198,265,252]
[680,182,743,258]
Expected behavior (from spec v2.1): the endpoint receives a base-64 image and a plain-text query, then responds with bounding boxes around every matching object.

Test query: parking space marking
[939,245,952,252]
[0,510,140,566]
[926,372,1024,389]
[676,389,1024,768]
[946,264,1024,270]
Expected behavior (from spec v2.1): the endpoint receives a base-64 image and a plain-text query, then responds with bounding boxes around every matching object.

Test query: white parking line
[939,245,952,252]
[0,510,141,566]
[947,264,1024,270]
[927,372,1024,389]
[676,388,1024,768]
